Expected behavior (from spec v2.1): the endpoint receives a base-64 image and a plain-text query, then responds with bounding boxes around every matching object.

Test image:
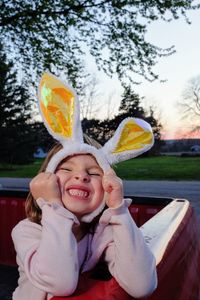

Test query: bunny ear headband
[38,73,154,222]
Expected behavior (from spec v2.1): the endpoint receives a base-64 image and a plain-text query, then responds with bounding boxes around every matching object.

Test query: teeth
[68,189,89,198]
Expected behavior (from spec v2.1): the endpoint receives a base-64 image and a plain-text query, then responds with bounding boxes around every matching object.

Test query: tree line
[0,45,161,165]
[0,0,199,85]
[0,0,199,165]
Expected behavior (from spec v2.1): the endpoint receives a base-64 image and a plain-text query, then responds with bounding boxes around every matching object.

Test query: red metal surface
[52,274,132,300]
[129,204,165,226]
[1,193,200,299]
[51,205,200,300]
[0,194,163,266]
[0,196,26,265]
[148,205,200,300]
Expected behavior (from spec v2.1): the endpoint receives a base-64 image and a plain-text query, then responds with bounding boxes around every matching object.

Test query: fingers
[104,168,116,176]
[45,172,54,179]
[102,168,123,192]
[29,172,61,203]
[30,172,53,188]
[102,168,124,208]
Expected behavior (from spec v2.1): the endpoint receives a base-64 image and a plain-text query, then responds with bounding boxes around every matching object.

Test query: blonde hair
[25,136,103,225]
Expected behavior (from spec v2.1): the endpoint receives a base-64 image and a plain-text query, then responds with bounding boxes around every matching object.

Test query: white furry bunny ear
[38,73,83,144]
[102,117,154,165]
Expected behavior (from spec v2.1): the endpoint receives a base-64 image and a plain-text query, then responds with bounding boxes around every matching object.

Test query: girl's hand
[30,172,62,205]
[102,169,123,208]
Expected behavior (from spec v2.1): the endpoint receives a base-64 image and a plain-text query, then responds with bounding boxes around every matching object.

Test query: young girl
[12,73,157,300]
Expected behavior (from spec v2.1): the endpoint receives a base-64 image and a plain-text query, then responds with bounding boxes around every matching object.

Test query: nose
[74,171,90,183]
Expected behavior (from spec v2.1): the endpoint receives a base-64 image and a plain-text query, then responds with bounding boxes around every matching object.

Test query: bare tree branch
[180,75,200,120]
[1,0,200,84]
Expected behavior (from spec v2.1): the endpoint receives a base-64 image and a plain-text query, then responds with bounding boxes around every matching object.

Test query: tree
[106,91,116,120]
[116,86,162,148]
[0,0,199,84]
[145,107,163,153]
[82,118,112,145]
[79,74,101,119]
[118,85,145,118]
[181,75,200,120]
[82,85,162,152]
[31,121,55,153]
[0,44,37,164]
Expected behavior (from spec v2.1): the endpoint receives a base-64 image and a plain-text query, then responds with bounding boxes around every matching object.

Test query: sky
[86,9,200,140]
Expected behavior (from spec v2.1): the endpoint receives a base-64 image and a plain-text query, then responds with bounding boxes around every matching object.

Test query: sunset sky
[85,9,200,140]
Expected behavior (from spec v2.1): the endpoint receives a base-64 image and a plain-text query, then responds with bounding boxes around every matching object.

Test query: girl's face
[55,154,104,218]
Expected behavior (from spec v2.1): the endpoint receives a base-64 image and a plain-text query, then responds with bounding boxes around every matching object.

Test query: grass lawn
[0,156,200,180]
[114,156,200,180]
[0,159,43,178]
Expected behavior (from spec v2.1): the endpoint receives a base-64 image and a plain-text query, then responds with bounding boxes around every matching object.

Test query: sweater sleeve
[99,199,157,298]
[12,198,80,296]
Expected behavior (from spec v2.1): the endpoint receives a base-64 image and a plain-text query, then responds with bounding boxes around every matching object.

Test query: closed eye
[58,168,72,172]
[89,172,101,176]
[87,169,102,176]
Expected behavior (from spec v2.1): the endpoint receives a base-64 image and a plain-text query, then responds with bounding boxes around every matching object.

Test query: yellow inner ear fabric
[40,74,74,138]
[113,120,153,153]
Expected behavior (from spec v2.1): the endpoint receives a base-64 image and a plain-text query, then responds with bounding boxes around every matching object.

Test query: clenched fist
[102,169,123,208]
[30,172,62,205]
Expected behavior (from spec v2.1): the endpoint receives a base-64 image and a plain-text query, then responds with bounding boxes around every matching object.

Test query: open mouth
[68,189,89,198]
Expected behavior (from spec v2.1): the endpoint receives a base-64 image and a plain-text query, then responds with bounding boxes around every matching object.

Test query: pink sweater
[12,198,157,300]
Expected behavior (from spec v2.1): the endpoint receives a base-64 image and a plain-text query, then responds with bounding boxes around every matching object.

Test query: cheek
[55,172,70,188]
[95,180,104,198]
[95,187,104,209]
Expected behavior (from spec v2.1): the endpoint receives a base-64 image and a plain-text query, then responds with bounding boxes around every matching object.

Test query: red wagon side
[0,190,200,300]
